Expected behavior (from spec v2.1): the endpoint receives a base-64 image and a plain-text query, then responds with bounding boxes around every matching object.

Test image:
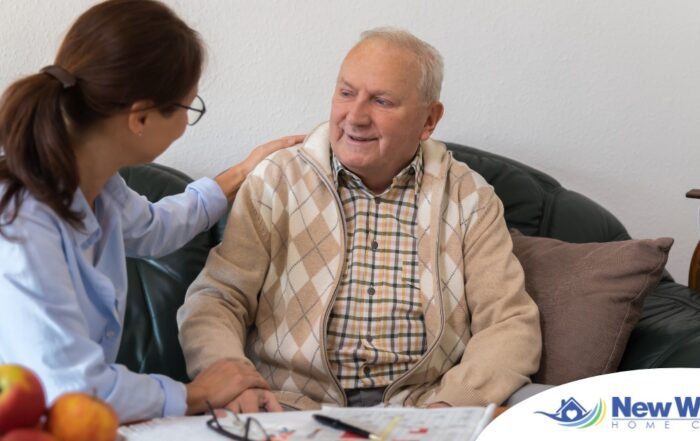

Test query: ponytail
[0,73,82,234]
[0,0,204,235]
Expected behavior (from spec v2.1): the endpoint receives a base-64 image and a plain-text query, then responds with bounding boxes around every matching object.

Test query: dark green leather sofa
[116,143,700,383]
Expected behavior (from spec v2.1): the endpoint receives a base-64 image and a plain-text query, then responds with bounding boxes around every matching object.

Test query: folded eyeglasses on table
[205,401,271,441]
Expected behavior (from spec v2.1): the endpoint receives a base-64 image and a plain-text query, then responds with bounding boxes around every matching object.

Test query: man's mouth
[346,134,377,143]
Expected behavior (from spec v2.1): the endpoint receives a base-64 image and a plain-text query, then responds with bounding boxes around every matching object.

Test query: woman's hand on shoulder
[240,134,305,176]
[215,135,305,201]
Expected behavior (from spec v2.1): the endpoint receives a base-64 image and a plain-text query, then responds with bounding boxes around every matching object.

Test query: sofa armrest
[619,280,700,369]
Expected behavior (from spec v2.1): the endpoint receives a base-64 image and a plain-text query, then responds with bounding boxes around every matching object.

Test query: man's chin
[340,159,368,173]
[334,155,373,177]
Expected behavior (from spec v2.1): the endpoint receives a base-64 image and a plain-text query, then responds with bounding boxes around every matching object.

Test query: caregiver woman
[0,0,301,422]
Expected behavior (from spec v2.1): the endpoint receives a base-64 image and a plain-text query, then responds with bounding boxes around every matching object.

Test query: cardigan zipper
[382,152,451,403]
[298,149,348,406]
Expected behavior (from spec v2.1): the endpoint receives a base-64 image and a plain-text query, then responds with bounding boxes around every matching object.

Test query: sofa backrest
[445,142,630,243]
[115,142,683,380]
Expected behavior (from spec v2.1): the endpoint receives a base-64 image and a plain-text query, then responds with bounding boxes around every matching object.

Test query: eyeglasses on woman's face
[174,94,206,126]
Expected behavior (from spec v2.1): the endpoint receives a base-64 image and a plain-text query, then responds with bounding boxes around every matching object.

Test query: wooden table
[686,189,700,290]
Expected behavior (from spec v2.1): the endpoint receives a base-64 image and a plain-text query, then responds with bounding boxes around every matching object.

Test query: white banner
[479,368,700,441]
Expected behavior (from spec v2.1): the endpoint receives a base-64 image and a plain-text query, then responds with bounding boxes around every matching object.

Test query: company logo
[609,396,700,430]
[535,397,607,428]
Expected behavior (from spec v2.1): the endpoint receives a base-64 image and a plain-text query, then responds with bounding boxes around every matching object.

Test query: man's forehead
[337,41,421,92]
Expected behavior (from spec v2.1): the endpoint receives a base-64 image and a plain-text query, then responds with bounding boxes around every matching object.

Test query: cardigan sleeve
[177,173,271,378]
[427,186,542,406]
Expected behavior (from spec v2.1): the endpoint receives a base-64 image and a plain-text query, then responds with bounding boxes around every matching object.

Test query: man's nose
[346,99,370,126]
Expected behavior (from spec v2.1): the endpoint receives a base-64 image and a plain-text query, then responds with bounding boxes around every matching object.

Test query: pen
[312,414,381,440]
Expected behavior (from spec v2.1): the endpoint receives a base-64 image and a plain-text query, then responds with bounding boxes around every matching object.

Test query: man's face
[329,40,443,192]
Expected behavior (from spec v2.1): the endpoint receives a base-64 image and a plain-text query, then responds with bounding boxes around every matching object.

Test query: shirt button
[374,197,381,205]
[367,287,375,295]
[105,330,115,339]
[371,240,378,251]
[363,366,371,376]
[367,334,373,343]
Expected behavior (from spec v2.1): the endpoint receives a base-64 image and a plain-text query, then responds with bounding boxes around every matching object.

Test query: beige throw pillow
[510,230,673,385]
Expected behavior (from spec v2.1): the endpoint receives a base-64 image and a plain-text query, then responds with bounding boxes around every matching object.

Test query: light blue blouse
[0,173,227,422]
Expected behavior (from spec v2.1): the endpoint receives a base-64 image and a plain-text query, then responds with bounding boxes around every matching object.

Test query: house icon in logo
[537,398,588,423]
[536,397,607,428]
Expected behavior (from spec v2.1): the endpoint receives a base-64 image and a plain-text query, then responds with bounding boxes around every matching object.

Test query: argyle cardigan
[177,122,541,410]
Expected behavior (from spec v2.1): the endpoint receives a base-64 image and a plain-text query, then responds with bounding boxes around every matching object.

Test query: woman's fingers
[262,391,283,412]
[250,134,305,162]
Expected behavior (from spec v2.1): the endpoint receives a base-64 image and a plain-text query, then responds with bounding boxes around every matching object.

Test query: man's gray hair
[359,27,444,103]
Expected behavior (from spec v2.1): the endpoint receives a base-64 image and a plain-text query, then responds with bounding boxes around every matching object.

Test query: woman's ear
[127,100,154,137]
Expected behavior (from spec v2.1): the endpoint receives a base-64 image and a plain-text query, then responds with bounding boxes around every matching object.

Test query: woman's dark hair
[0,0,204,232]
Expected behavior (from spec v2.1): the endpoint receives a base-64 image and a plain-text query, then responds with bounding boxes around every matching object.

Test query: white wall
[2,0,699,283]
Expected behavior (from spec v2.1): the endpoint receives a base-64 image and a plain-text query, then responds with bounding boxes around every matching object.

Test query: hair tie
[40,65,77,89]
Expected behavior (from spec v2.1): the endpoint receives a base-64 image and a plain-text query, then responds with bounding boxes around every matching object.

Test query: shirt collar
[68,173,126,249]
[331,146,424,194]
[69,187,101,249]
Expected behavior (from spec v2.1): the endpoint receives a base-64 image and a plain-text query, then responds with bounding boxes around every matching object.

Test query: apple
[45,392,118,441]
[0,364,46,435]
[2,428,57,441]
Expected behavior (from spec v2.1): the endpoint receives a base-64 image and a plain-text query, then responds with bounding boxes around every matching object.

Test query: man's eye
[375,98,391,106]
[339,90,352,97]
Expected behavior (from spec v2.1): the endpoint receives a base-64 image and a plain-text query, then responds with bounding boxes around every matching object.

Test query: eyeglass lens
[187,96,205,125]
[205,401,270,441]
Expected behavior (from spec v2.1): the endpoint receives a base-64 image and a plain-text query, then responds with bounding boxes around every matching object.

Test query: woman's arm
[121,135,304,258]
[0,210,184,422]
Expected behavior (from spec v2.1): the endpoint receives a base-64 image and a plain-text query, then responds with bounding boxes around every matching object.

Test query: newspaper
[119,404,495,441]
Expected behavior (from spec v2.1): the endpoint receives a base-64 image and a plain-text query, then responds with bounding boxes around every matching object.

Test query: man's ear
[419,101,445,141]
[127,100,155,137]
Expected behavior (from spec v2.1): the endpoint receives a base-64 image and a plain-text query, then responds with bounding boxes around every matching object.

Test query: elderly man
[178,28,541,412]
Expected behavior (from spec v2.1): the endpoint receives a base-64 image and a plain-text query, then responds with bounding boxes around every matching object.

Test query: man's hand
[225,388,283,413]
[185,359,269,415]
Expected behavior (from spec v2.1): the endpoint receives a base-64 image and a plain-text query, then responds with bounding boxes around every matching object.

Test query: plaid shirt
[327,149,427,389]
